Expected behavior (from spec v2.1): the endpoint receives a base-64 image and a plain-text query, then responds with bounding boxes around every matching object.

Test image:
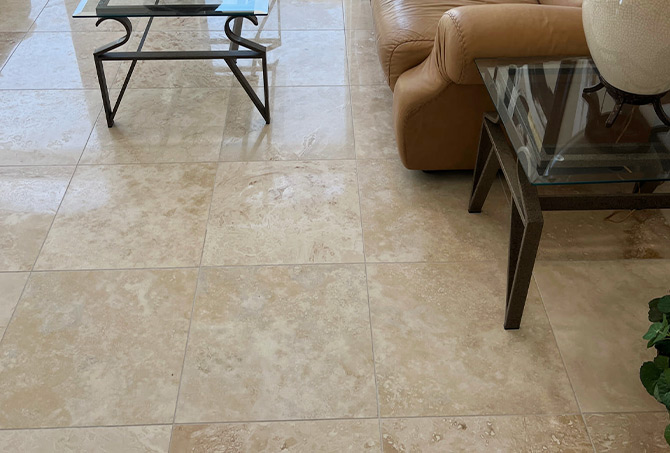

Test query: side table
[470,58,670,329]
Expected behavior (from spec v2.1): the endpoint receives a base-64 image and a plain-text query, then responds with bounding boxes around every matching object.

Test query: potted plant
[640,295,670,445]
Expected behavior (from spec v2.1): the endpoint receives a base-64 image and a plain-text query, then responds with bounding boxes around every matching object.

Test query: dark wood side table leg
[469,116,501,213]
[505,194,543,329]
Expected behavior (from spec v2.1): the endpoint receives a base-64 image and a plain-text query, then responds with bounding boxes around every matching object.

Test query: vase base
[582,76,670,127]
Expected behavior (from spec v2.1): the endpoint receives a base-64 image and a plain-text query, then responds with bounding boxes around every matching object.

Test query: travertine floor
[1,0,670,452]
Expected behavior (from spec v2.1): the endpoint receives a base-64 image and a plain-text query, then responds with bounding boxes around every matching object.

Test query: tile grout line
[532,276,597,453]
[3,411,644,433]
[343,11,384,452]
[9,257,669,275]
[166,162,219,451]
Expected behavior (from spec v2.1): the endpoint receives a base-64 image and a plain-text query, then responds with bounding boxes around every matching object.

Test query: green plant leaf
[645,323,664,340]
[646,322,666,347]
[660,392,670,411]
[665,423,670,446]
[650,298,665,322]
[641,361,662,395]
[655,355,670,370]
[658,296,670,314]
[657,369,670,397]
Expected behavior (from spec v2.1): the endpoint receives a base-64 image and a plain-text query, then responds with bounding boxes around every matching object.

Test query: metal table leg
[469,113,501,213]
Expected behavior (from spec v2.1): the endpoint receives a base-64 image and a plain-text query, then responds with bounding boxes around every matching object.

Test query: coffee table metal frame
[469,113,670,330]
[92,12,269,127]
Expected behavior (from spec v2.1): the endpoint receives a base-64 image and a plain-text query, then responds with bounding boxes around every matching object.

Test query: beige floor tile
[585,413,670,452]
[202,160,364,266]
[0,0,48,32]
[0,90,101,165]
[0,269,197,428]
[175,265,377,422]
[347,29,387,86]
[368,262,578,417]
[35,163,216,270]
[0,273,29,338]
[220,86,355,161]
[538,208,670,260]
[533,183,670,260]
[0,425,172,452]
[115,31,236,89]
[0,167,73,271]
[277,0,344,30]
[382,415,593,452]
[238,30,348,87]
[81,88,229,164]
[31,0,146,32]
[170,419,380,452]
[358,160,509,262]
[0,33,23,67]
[350,85,396,159]
[534,261,670,413]
[344,0,375,30]
[0,32,123,89]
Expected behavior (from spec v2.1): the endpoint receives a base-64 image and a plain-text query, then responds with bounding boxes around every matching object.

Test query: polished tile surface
[0,273,28,339]
[239,30,349,87]
[347,30,387,86]
[534,260,670,413]
[382,416,593,452]
[171,420,380,452]
[36,164,216,270]
[0,0,664,449]
[0,90,100,165]
[220,86,355,161]
[358,160,509,262]
[368,262,578,417]
[585,413,670,452]
[0,32,122,89]
[202,161,364,265]
[350,85,396,159]
[82,88,229,164]
[539,209,670,260]
[176,265,376,422]
[0,425,172,452]
[0,269,196,428]
[0,166,73,271]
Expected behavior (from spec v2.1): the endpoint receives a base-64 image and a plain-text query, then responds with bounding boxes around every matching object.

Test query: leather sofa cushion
[538,0,582,5]
[373,0,539,89]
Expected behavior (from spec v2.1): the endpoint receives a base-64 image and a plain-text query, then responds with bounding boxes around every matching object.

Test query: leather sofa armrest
[436,4,589,85]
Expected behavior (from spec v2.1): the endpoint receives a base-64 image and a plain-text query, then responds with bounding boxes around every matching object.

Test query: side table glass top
[476,58,670,185]
[73,0,269,17]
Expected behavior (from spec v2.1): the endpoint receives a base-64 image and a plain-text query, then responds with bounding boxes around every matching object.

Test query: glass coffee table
[73,0,270,127]
[470,57,670,329]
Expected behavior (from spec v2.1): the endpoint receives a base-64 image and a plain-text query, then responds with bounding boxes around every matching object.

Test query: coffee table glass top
[73,0,269,17]
[476,58,670,185]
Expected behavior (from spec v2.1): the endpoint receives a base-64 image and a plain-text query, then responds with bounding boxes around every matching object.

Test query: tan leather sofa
[372,0,589,170]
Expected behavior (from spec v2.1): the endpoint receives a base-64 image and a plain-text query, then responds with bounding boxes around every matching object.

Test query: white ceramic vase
[582,0,670,95]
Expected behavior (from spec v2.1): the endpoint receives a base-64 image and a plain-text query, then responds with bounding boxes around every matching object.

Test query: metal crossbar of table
[86,10,269,127]
[469,113,670,330]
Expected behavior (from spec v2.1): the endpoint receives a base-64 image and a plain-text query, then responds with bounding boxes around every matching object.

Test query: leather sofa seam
[445,10,467,85]
[386,39,434,88]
